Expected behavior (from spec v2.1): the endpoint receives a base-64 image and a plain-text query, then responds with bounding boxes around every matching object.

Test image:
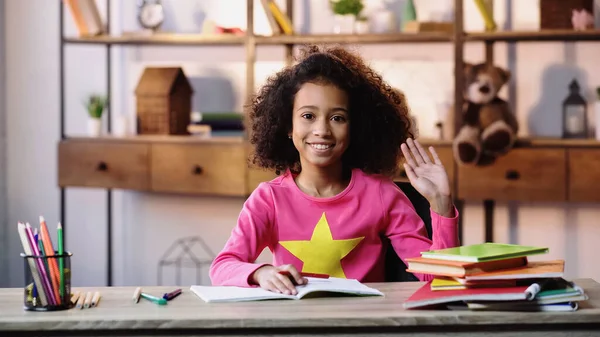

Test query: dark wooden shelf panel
[63,33,246,46]
[514,137,600,148]
[466,29,600,42]
[63,134,247,144]
[255,33,453,44]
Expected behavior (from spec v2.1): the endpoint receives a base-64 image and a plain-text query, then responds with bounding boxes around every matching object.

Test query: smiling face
[290,82,350,171]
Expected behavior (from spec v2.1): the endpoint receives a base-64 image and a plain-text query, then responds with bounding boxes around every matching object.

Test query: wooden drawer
[151,143,247,196]
[58,141,150,190]
[395,146,456,193]
[568,149,600,202]
[457,148,566,202]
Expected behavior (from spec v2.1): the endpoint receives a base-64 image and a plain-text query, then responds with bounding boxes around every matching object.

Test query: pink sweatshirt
[209,168,460,287]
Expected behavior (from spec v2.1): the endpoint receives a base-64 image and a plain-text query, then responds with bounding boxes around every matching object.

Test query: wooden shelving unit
[59,0,600,286]
[63,33,246,45]
[466,29,600,42]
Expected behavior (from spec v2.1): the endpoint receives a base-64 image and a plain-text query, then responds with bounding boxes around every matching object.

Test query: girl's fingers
[413,139,432,164]
[401,143,417,169]
[274,274,297,295]
[429,146,444,166]
[271,279,288,294]
[280,265,305,285]
[403,163,419,182]
[407,138,425,165]
[264,280,281,293]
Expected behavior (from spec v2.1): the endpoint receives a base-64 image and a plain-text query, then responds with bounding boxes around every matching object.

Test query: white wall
[0,0,7,287]
[4,0,600,288]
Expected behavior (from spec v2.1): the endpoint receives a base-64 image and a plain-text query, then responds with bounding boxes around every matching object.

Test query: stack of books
[403,243,588,312]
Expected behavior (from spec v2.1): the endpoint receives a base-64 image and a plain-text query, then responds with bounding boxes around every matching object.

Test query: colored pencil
[40,216,61,304]
[24,223,56,306]
[17,222,48,306]
[91,291,101,307]
[83,291,93,308]
[32,229,38,301]
[57,222,64,299]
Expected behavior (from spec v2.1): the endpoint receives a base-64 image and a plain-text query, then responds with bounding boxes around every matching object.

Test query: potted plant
[85,94,107,137]
[330,0,364,34]
[354,15,369,34]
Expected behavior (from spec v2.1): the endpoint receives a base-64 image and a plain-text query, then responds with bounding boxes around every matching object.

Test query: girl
[209,45,459,295]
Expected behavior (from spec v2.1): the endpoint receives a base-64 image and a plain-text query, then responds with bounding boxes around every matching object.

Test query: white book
[190,277,384,303]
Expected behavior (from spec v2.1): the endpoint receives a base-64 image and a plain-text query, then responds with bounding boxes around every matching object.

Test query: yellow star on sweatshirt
[279,212,364,278]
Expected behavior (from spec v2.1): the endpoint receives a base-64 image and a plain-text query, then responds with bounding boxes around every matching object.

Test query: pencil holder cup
[21,252,73,311]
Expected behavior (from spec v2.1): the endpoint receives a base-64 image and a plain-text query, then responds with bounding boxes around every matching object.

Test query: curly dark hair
[246,44,414,177]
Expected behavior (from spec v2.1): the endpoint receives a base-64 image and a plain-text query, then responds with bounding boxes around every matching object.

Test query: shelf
[466,29,600,42]
[514,137,600,148]
[61,135,600,148]
[63,33,246,46]
[62,30,600,46]
[62,135,247,144]
[255,32,453,44]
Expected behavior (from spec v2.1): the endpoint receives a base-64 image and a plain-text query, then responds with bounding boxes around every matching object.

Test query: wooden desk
[1,279,599,336]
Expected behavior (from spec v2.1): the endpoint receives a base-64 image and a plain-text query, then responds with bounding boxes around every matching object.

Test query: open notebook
[190,277,384,303]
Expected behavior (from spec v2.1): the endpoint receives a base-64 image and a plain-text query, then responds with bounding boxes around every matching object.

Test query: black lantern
[562,79,588,138]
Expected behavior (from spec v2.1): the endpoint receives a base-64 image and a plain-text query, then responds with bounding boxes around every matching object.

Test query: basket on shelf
[135,67,194,135]
[539,0,594,30]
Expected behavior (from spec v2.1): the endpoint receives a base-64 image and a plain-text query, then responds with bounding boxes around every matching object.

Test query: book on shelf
[260,0,282,35]
[63,0,104,37]
[190,277,383,303]
[265,0,293,35]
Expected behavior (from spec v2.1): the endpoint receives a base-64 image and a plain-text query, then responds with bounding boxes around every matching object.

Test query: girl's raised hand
[251,264,307,295]
[401,138,453,217]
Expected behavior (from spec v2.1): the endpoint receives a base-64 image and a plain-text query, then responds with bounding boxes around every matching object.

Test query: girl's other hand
[251,264,307,295]
[401,138,453,217]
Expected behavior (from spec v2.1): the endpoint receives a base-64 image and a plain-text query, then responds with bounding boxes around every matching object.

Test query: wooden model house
[135,67,193,135]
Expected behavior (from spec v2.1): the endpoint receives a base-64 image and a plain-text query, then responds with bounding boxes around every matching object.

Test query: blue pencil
[33,230,38,301]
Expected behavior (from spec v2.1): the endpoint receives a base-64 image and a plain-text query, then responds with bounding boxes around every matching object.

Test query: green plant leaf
[85,94,108,118]
[330,0,364,16]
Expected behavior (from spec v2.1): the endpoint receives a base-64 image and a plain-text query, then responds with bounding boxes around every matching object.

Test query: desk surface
[1,279,600,336]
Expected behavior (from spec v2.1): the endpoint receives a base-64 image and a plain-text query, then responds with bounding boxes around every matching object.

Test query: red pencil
[278,271,329,284]
[299,272,329,279]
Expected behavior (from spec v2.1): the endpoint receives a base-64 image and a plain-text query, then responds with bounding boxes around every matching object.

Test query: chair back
[383,181,433,282]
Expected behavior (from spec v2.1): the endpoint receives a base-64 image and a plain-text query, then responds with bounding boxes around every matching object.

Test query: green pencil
[57,222,64,299]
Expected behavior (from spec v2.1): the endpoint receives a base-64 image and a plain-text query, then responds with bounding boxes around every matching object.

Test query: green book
[420,243,549,263]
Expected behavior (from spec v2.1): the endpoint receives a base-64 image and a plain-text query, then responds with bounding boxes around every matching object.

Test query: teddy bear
[452,62,519,166]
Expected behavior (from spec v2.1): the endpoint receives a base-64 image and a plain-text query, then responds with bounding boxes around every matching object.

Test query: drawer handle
[96,162,108,172]
[505,170,520,180]
[192,165,203,175]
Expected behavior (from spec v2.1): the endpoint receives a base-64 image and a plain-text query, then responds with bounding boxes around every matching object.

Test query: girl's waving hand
[401,138,453,217]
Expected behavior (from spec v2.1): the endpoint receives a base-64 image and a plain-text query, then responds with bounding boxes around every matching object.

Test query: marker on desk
[132,287,142,303]
[525,279,551,300]
[140,292,168,306]
[163,288,182,301]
